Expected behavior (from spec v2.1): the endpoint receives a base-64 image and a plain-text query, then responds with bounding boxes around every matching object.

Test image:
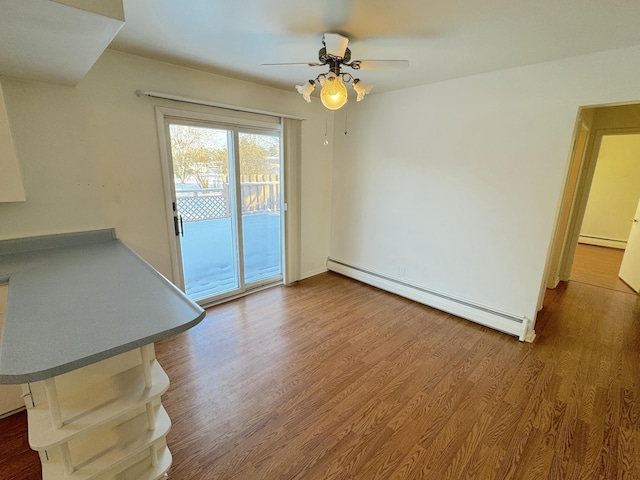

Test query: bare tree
[239,134,279,176]
[169,125,202,184]
[192,146,229,189]
[169,127,278,185]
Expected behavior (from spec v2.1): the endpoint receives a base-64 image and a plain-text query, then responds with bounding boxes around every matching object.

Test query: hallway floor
[569,243,636,294]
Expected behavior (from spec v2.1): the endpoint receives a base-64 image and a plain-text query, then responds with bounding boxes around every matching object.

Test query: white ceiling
[108,0,640,94]
[3,1,640,93]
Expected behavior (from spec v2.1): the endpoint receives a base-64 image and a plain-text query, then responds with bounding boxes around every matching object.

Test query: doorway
[545,103,640,299]
[568,133,640,293]
[159,110,284,305]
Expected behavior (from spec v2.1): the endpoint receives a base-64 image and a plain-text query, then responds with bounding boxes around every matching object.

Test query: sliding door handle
[173,216,180,236]
[173,215,185,236]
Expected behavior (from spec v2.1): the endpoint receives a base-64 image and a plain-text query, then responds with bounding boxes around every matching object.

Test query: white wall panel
[330,45,640,331]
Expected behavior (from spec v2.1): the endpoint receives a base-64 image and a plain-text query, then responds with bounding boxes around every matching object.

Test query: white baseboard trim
[0,405,25,420]
[300,267,328,280]
[326,258,532,342]
[548,276,561,289]
[578,236,626,249]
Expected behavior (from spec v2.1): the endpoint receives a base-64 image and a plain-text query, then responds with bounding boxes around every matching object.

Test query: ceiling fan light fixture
[272,33,407,110]
[319,72,348,110]
[352,79,373,101]
[295,80,316,102]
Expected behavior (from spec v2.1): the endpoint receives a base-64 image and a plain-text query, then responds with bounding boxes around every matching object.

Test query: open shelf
[41,405,170,479]
[113,445,172,480]
[28,360,169,450]
[23,343,173,480]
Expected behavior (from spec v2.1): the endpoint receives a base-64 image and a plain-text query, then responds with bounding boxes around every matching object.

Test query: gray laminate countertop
[0,229,205,384]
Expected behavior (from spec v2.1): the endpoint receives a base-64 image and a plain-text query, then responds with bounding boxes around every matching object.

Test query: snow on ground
[180,213,281,300]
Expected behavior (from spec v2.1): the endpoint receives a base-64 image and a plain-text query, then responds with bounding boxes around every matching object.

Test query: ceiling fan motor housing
[319,47,351,64]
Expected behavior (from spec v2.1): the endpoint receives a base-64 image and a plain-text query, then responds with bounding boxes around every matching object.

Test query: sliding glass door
[164,118,282,304]
[239,131,282,284]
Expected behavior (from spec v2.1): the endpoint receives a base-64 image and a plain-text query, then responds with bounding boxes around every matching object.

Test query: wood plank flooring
[1,272,639,479]
[570,243,636,294]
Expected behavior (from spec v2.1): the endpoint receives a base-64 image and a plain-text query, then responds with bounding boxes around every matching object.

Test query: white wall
[0,49,332,281]
[580,134,640,248]
[330,45,640,328]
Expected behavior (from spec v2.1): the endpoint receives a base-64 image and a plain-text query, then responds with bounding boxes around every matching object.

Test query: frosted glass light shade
[320,74,348,110]
[352,79,373,101]
[295,80,315,102]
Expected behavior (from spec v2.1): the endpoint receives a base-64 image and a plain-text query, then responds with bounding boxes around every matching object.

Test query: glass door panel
[169,124,239,300]
[238,132,282,285]
[165,119,283,304]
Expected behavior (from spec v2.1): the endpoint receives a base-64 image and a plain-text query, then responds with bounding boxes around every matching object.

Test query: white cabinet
[0,83,26,203]
[25,344,172,479]
[0,283,25,417]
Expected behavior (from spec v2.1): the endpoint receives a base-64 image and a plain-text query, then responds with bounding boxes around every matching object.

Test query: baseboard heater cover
[578,235,626,249]
[326,258,533,342]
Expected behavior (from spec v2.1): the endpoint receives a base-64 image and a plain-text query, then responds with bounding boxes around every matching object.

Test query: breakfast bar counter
[0,229,205,479]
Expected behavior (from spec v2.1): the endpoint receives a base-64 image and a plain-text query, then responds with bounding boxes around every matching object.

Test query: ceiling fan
[263,33,409,110]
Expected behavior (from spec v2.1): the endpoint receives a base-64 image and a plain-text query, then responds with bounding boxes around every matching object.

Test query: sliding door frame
[155,106,285,303]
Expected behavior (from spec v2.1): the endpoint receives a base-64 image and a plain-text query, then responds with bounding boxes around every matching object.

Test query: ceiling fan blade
[349,60,410,70]
[323,32,349,58]
[261,62,325,67]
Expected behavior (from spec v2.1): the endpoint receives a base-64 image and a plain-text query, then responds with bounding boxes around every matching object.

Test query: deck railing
[176,175,280,222]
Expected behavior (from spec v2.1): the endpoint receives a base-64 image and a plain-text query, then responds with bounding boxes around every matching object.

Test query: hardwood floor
[0,411,39,480]
[570,243,636,294]
[1,272,639,479]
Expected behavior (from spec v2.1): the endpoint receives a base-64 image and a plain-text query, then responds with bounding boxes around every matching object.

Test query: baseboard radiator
[578,235,626,249]
[326,258,534,342]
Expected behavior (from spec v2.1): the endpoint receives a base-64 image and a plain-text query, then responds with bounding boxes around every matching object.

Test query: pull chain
[344,105,348,135]
[324,113,329,145]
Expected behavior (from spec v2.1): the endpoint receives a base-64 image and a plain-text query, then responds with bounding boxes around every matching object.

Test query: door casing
[155,106,284,300]
[542,105,640,309]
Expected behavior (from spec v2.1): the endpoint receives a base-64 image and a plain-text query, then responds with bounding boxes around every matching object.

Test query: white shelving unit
[24,344,172,479]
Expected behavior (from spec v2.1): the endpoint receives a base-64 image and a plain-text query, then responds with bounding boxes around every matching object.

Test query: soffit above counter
[0,0,125,86]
